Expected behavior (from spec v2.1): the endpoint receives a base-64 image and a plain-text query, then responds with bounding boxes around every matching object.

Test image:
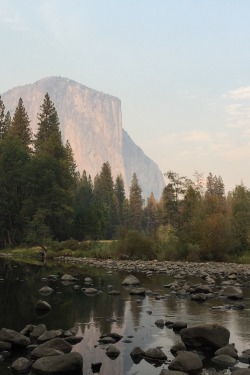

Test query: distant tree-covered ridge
[0,95,249,262]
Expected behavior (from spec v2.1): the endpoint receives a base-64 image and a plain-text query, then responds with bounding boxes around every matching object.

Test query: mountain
[2,77,165,199]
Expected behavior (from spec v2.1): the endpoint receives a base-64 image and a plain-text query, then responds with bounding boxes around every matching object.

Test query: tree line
[0,95,249,261]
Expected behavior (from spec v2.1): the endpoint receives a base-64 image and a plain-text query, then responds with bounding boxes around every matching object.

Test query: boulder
[32,352,83,374]
[35,300,51,312]
[144,347,167,360]
[130,346,145,358]
[106,345,120,358]
[20,324,34,336]
[219,286,243,300]
[84,288,98,295]
[38,286,54,295]
[212,354,237,367]
[61,274,78,282]
[38,331,57,343]
[122,275,140,286]
[170,342,186,356]
[215,345,238,359]
[30,324,47,339]
[0,328,31,347]
[155,319,165,328]
[11,357,32,374]
[168,351,203,372]
[64,336,83,345]
[31,338,72,358]
[180,323,230,349]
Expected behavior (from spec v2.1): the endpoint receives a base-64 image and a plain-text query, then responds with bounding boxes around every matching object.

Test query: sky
[1,0,250,192]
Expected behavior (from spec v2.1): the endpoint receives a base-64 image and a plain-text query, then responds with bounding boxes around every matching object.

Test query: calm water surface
[0,258,249,375]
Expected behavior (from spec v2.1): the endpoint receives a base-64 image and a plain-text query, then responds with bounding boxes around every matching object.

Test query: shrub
[116,230,156,260]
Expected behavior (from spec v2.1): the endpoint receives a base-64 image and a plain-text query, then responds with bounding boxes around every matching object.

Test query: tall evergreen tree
[73,171,95,240]
[9,98,32,149]
[93,162,115,239]
[114,174,126,227]
[26,94,76,241]
[3,111,11,138]
[0,96,5,141]
[129,173,143,230]
[35,93,64,158]
[0,136,30,246]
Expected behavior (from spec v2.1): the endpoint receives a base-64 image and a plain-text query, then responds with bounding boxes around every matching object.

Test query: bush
[116,230,156,260]
[156,225,180,261]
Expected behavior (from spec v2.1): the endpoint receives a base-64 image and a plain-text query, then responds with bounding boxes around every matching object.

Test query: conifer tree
[93,162,115,239]
[9,98,32,149]
[129,173,143,230]
[0,96,5,141]
[26,93,76,241]
[35,93,64,158]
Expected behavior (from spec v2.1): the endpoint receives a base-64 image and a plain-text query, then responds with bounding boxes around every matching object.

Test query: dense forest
[0,94,250,262]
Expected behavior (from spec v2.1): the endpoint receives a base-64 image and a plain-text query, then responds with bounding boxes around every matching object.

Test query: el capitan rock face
[2,77,165,199]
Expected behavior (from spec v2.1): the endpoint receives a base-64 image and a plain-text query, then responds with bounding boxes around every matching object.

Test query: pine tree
[0,96,5,141]
[26,94,76,241]
[35,93,64,158]
[114,174,126,227]
[9,98,32,149]
[129,173,143,230]
[93,162,115,239]
[3,111,11,137]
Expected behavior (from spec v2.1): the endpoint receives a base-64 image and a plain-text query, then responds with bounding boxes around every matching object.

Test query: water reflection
[0,258,249,375]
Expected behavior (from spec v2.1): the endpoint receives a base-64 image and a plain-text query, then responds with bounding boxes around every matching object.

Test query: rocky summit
[2,77,165,199]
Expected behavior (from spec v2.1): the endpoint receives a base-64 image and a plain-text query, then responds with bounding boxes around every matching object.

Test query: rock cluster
[0,324,83,374]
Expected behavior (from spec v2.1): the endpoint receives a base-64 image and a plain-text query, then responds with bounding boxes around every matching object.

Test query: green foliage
[129,173,143,230]
[156,225,180,260]
[116,230,156,260]
[9,98,32,150]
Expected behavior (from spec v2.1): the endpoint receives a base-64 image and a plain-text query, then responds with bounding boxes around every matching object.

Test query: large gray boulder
[0,328,31,347]
[31,338,72,358]
[180,323,230,349]
[32,352,83,374]
[168,351,203,373]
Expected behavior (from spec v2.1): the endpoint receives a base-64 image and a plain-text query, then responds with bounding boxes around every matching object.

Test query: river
[0,257,249,375]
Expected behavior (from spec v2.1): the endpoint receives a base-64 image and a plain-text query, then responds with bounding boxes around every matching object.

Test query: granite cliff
[2,77,165,199]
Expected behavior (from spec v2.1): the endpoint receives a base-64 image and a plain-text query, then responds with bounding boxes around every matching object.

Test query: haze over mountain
[2,77,165,199]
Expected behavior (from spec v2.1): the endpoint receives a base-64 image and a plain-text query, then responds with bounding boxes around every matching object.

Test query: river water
[0,258,249,375]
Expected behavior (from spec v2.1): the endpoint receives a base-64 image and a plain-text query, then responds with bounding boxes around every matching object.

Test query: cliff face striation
[2,77,165,199]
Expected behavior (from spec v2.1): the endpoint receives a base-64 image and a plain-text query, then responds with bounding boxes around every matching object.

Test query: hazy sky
[1,0,250,191]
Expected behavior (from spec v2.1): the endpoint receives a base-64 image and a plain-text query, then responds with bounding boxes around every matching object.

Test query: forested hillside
[0,95,249,262]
